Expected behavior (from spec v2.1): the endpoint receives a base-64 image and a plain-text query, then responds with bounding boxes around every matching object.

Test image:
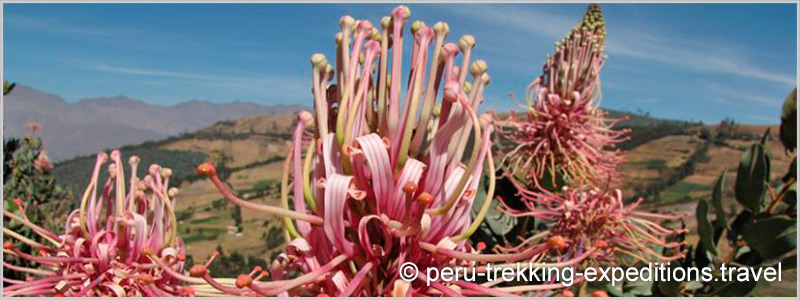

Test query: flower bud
[298,111,315,128]
[128,155,140,166]
[311,53,328,69]
[391,5,411,22]
[197,162,217,177]
[235,274,252,288]
[458,35,476,51]
[380,16,392,29]
[410,20,426,35]
[433,21,449,36]
[339,15,355,30]
[470,60,487,76]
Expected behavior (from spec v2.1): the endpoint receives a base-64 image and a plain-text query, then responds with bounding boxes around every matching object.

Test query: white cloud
[86,63,309,102]
[442,4,796,86]
[702,81,782,106]
[607,29,796,85]
[443,4,573,40]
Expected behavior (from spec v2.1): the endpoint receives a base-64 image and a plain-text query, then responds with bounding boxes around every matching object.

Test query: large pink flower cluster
[496,4,628,188]
[491,5,686,290]
[193,5,592,297]
[2,151,209,296]
[499,181,688,267]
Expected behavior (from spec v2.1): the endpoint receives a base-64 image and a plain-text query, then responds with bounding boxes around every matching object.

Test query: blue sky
[3,3,797,124]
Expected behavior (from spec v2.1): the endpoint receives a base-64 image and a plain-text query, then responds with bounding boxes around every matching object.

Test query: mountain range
[2,85,305,161]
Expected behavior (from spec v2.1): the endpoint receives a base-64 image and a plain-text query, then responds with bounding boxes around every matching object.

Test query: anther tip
[365,39,381,52]
[392,5,411,20]
[189,264,208,277]
[547,235,567,250]
[339,15,356,29]
[433,21,449,35]
[402,182,418,194]
[136,273,154,285]
[235,274,253,288]
[416,192,433,205]
[380,16,392,29]
[168,187,179,198]
[141,247,155,256]
[161,168,173,178]
[358,20,374,31]
[298,110,315,128]
[459,35,476,51]
[410,20,426,34]
[479,113,494,128]
[595,240,609,249]
[311,53,328,68]
[476,242,487,251]
[470,60,488,75]
[442,43,459,56]
[481,73,491,85]
[197,162,217,177]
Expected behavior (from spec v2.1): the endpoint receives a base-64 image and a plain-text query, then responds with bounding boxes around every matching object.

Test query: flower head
[498,183,688,266]
[2,151,203,297]
[33,150,54,173]
[195,6,576,296]
[496,4,628,188]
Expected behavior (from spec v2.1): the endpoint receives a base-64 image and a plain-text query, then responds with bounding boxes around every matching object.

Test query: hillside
[49,110,788,265]
[3,84,305,160]
[52,113,298,260]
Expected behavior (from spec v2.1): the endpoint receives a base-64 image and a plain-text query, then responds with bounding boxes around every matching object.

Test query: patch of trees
[630,140,711,202]
[607,109,700,151]
[54,148,207,197]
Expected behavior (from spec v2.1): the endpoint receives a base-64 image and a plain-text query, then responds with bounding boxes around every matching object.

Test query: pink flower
[496,4,628,188]
[498,182,688,266]
[196,6,578,296]
[33,150,53,173]
[26,121,42,133]
[2,151,207,296]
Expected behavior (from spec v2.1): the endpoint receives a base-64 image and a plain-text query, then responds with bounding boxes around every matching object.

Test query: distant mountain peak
[76,95,149,107]
[4,85,308,161]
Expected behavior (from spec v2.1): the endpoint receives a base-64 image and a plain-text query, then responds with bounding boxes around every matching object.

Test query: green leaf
[728,210,753,241]
[779,254,797,270]
[711,170,728,230]
[784,156,796,183]
[709,278,757,296]
[742,216,797,261]
[735,143,769,213]
[472,177,517,235]
[785,183,797,207]
[696,199,717,255]
[759,127,771,147]
[3,80,15,96]
[780,88,797,152]
[654,262,683,296]
[610,278,652,297]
